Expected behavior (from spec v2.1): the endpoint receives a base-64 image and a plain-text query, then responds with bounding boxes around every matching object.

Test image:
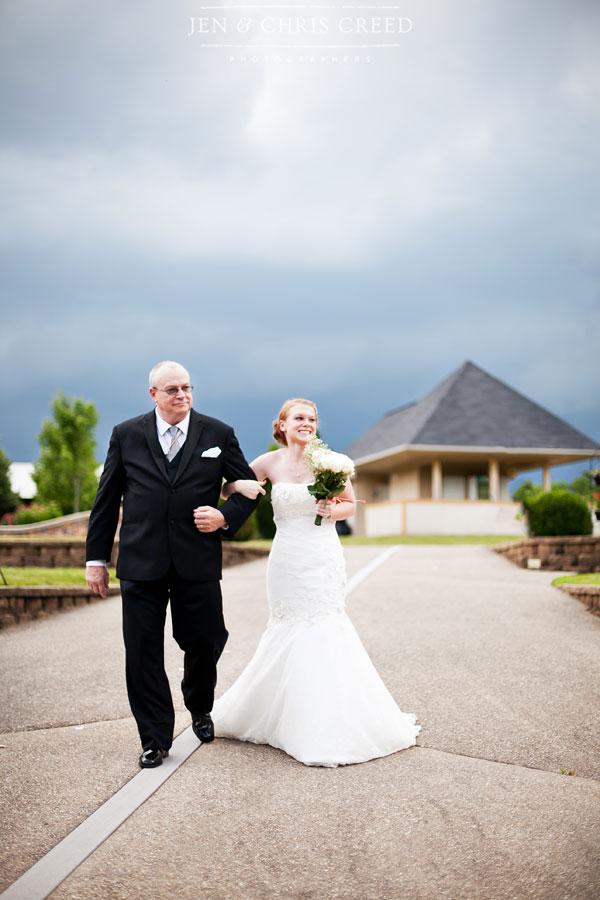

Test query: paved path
[1,546,599,899]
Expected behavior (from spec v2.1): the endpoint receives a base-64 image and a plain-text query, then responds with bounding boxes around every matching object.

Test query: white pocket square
[201,446,222,458]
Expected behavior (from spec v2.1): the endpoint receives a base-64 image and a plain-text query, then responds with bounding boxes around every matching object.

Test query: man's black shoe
[192,713,214,743]
[139,747,169,768]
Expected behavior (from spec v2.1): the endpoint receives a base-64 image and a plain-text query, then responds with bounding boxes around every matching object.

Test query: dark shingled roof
[346,361,599,461]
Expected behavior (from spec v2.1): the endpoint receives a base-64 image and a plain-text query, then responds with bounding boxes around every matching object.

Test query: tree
[33,392,100,515]
[550,480,569,492]
[0,444,18,517]
[511,481,543,505]
[513,474,597,507]
[569,474,594,502]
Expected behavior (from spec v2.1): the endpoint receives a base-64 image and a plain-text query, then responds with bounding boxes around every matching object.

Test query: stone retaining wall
[0,539,116,567]
[0,543,269,628]
[493,535,600,572]
[0,540,268,569]
[0,586,122,628]
[223,543,270,567]
[0,511,92,537]
[556,583,600,615]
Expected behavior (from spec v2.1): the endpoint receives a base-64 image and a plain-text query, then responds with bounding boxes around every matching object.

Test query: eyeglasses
[153,385,194,396]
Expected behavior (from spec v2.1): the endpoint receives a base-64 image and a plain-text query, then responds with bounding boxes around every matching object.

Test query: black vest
[163,450,183,483]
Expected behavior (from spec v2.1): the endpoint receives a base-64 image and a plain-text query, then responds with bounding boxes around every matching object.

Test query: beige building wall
[364,502,405,536]
[389,469,420,500]
[353,474,389,534]
[442,475,466,500]
[354,475,388,503]
[364,500,525,537]
[419,465,432,498]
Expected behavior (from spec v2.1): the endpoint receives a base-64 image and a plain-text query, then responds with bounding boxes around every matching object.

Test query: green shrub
[218,478,276,541]
[256,481,276,539]
[218,497,258,542]
[230,509,259,542]
[527,491,592,537]
[1,501,63,526]
[0,445,18,517]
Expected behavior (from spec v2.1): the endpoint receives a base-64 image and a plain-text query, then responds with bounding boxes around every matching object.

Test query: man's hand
[86,565,109,598]
[193,506,226,533]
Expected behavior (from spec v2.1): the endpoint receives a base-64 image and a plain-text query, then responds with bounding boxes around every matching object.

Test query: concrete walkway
[1,546,599,900]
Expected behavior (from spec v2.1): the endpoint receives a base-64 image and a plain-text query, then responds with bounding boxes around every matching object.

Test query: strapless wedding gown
[212,483,420,767]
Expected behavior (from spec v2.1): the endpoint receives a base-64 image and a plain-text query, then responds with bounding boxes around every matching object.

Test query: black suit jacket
[86,409,258,581]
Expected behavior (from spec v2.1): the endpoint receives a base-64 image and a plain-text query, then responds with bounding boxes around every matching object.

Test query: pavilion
[346,361,599,536]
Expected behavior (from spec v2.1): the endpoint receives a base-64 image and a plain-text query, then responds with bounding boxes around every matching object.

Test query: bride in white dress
[213,398,420,767]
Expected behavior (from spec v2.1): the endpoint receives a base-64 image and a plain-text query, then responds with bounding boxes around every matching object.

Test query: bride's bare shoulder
[251,449,285,479]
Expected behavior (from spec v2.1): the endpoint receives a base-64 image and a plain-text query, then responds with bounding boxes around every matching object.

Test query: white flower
[304,438,355,478]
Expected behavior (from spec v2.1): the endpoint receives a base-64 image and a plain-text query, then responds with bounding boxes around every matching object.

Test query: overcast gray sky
[1,0,598,480]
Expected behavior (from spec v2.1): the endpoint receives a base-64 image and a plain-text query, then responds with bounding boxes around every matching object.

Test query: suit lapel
[143,411,171,485]
[172,411,204,486]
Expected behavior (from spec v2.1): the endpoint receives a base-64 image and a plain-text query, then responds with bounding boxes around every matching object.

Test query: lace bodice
[271,482,330,522]
[267,483,346,623]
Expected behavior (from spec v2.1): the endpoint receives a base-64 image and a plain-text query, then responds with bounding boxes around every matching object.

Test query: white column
[542,463,551,492]
[489,458,500,501]
[432,459,442,500]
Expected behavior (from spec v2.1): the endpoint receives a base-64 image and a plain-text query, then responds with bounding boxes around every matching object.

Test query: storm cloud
[1,0,598,471]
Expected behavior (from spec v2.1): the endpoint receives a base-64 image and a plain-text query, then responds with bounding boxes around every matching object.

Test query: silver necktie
[166,425,182,461]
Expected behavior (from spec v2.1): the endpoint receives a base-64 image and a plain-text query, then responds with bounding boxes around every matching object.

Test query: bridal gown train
[212,482,420,767]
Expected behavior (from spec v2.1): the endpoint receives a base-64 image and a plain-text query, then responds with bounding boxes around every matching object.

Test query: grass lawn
[237,539,273,550]
[0,535,520,585]
[0,535,86,542]
[340,534,521,546]
[243,535,520,548]
[0,567,118,587]
[552,573,600,587]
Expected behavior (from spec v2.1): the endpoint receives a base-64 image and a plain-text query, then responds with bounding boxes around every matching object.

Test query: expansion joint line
[0,548,399,900]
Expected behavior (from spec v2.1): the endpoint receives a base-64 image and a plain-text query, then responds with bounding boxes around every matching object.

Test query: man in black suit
[86,361,258,768]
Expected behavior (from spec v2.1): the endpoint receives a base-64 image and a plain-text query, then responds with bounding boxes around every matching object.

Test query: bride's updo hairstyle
[273,398,318,446]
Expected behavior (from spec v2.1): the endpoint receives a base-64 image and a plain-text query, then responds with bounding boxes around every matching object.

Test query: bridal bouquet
[304,437,355,526]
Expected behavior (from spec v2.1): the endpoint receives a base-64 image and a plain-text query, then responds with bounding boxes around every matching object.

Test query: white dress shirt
[155,409,190,455]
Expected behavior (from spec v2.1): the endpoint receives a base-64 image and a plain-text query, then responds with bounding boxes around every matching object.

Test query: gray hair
[149,361,189,388]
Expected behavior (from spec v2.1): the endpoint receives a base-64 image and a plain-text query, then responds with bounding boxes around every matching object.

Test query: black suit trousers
[120,572,228,751]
